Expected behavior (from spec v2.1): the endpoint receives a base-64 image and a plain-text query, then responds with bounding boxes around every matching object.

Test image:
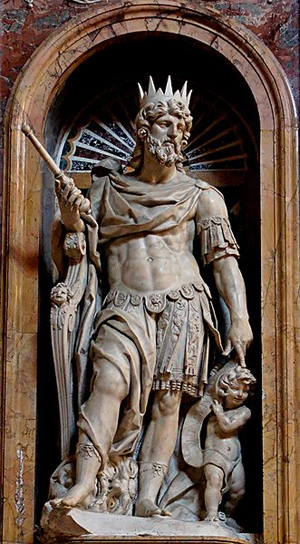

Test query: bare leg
[52,359,129,508]
[51,433,101,508]
[204,464,224,522]
[135,390,182,517]
[224,462,245,517]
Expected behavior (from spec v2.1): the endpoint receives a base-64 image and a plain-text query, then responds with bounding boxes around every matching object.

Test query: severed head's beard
[146,134,184,167]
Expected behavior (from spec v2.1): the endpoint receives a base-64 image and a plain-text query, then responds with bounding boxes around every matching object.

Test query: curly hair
[216,363,256,400]
[129,99,193,172]
[208,361,256,402]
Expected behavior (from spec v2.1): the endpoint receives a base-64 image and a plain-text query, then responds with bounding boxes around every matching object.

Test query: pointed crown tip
[138,76,192,109]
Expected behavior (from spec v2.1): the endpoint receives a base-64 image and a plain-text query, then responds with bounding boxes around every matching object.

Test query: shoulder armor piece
[195,179,210,190]
[195,181,225,200]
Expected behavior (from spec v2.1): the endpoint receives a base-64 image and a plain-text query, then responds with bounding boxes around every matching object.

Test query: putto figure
[202,363,256,522]
[50,76,253,516]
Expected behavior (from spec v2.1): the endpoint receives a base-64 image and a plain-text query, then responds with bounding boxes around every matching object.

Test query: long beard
[146,135,184,167]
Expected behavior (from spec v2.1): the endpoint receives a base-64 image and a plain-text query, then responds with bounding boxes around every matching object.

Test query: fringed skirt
[102,280,222,397]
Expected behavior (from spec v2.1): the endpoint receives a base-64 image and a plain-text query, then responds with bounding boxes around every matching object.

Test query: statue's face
[149,112,185,147]
[224,380,249,409]
[51,283,69,306]
[145,112,185,167]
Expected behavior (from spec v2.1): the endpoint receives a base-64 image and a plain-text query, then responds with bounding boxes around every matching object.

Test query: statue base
[40,502,259,543]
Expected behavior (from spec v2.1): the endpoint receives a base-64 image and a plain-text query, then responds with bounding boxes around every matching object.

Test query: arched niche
[40,31,261,534]
[1,2,298,543]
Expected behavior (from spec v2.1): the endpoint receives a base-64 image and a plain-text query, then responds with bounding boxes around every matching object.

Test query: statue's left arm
[196,185,253,366]
[212,254,253,365]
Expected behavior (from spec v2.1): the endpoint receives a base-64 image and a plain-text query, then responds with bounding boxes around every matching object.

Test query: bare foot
[135,498,171,517]
[50,482,94,509]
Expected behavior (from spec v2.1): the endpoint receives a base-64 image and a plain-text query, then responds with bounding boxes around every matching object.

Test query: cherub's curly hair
[218,365,256,396]
[208,361,256,401]
[129,99,193,172]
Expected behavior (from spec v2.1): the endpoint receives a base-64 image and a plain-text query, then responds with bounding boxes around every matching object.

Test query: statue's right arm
[52,171,107,278]
[51,173,88,278]
[55,173,86,233]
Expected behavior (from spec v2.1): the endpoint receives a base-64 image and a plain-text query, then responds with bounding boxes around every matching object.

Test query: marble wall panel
[2,332,37,543]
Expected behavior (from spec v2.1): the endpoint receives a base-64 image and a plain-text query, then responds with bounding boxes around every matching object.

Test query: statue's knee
[92,363,129,400]
[156,391,181,417]
[205,467,223,488]
[230,484,245,502]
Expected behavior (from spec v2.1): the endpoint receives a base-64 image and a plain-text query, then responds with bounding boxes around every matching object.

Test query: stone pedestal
[40,503,258,544]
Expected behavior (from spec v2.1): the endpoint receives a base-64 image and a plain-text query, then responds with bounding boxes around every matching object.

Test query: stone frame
[1,1,299,543]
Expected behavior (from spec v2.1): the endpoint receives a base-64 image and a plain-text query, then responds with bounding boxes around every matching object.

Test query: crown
[138,75,192,110]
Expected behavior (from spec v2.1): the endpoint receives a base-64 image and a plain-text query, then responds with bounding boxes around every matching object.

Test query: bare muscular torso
[106,215,201,293]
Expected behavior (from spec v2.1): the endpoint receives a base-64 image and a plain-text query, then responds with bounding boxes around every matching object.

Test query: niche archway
[1,2,298,543]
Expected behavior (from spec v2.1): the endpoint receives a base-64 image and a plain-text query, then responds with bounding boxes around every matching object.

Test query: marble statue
[180,361,256,523]
[45,76,253,521]
[202,364,255,522]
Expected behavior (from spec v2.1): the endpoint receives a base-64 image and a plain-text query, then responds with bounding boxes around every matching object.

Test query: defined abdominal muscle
[107,248,200,293]
[106,228,201,292]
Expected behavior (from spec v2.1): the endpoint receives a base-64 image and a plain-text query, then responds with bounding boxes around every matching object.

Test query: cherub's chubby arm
[212,400,251,432]
[196,187,253,366]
